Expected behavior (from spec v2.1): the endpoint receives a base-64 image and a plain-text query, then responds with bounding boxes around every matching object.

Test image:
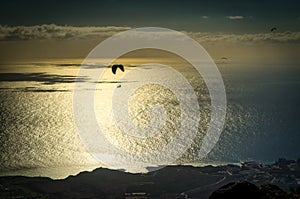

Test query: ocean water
[0,59,300,179]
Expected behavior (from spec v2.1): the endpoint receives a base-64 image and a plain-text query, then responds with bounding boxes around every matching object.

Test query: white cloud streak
[0,24,130,41]
[186,31,300,44]
[226,16,245,20]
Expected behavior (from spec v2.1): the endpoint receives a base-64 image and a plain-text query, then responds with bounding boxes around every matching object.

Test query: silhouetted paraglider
[112,64,124,74]
[271,27,277,32]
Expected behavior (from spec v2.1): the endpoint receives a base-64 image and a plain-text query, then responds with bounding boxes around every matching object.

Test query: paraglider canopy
[112,64,125,74]
[271,27,277,32]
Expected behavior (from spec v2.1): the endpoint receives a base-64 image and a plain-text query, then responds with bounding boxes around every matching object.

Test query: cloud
[226,16,245,20]
[0,24,300,45]
[0,72,87,84]
[186,31,300,44]
[201,16,209,19]
[0,24,130,41]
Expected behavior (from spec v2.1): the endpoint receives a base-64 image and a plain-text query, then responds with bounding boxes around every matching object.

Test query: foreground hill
[1,158,300,198]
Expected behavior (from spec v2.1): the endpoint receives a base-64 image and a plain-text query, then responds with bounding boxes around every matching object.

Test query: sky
[1,0,300,33]
[0,0,300,63]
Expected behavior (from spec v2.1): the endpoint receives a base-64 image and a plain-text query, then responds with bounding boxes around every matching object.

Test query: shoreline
[1,158,299,198]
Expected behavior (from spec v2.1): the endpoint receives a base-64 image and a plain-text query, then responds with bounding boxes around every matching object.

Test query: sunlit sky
[0,0,300,63]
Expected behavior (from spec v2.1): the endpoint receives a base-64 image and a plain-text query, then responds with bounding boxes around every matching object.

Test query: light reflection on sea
[0,58,300,179]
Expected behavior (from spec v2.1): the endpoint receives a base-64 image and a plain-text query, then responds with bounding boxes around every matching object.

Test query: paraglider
[271,27,277,32]
[112,64,125,74]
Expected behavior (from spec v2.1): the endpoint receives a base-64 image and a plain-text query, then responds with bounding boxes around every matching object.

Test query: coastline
[1,158,299,198]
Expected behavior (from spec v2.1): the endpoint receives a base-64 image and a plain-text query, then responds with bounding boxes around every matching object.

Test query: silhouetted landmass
[209,181,300,199]
[0,158,300,199]
[209,181,260,199]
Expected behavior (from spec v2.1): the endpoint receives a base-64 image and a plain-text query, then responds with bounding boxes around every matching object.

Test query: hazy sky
[0,0,299,63]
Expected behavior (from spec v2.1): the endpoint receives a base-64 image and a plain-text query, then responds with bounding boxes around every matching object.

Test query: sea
[0,58,300,179]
